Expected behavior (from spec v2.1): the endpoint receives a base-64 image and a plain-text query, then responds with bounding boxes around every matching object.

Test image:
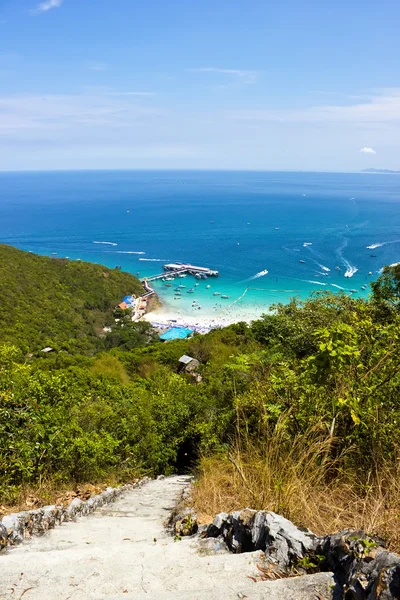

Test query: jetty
[145,263,219,282]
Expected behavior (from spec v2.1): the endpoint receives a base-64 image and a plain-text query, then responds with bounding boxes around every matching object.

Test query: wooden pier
[145,263,219,282]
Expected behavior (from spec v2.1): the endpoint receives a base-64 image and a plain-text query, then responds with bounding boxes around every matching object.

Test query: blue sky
[1,0,400,171]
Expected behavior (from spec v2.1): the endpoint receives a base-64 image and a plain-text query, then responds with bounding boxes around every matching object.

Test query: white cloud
[359,146,376,154]
[35,0,63,12]
[86,61,107,72]
[188,67,258,83]
[0,92,163,134]
[227,89,400,124]
[106,92,156,97]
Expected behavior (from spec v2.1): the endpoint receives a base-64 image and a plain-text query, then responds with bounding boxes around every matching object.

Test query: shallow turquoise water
[1,170,400,319]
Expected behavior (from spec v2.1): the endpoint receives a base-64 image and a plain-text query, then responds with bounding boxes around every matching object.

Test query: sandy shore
[143,305,266,330]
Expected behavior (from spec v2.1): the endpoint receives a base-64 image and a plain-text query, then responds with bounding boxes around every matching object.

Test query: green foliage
[0,244,143,353]
[104,319,157,351]
[1,249,400,510]
[371,263,400,319]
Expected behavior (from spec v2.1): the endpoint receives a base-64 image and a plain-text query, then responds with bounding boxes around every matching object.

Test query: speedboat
[299,260,305,264]
[213,292,220,296]
[206,285,211,289]
[221,295,229,299]
[187,288,195,293]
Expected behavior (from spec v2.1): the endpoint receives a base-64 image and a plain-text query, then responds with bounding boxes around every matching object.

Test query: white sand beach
[144,303,267,330]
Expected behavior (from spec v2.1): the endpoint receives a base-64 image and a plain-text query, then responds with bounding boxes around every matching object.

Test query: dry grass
[192,428,400,553]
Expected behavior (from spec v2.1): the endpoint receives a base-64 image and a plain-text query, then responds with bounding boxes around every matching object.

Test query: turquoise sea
[1,170,400,322]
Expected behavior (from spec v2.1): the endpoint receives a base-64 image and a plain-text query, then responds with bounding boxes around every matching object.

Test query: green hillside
[0,244,143,353]
[1,247,400,551]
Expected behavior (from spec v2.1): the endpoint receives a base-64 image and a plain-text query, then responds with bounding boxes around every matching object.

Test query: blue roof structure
[159,327,193,341]
[123,295,134,304]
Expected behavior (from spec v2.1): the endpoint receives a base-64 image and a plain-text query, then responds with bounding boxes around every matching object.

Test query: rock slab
[206,509,400,600]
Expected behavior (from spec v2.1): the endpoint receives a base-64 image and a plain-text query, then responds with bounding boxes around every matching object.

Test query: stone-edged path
[0,476,333,599]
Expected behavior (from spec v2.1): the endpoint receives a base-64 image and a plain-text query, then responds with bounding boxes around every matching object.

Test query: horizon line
[0,167,386,175]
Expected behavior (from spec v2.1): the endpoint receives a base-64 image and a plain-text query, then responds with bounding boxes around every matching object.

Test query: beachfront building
[178,355,200,373]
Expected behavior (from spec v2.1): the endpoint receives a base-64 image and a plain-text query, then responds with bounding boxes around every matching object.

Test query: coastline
[143,303,266,330]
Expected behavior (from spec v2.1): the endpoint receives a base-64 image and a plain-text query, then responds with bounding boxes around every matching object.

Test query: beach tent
[159,327,193,341]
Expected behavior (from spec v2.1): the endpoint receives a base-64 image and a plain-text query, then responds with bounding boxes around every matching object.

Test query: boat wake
[114,251,146,255]
[93,241,117,246]
[331,283,346,290]
[248,269,269,281]
[305,280,327,286]
[344,265,358,278]
[366,240,400,249]
[318,263,331,272]
[310,257,331,273]
[139,258,167,262]
[336,237,358,278]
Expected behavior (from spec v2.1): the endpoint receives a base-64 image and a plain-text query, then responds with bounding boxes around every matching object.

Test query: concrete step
[108,572,334,600]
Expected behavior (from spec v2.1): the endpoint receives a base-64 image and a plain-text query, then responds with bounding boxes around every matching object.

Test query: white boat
[221,295,229,299]
[206,285,211,289]
[213,292,220,296]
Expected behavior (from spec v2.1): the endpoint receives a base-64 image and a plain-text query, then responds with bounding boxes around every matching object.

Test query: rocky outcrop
[0,480,147,552]
[206,509,319,568]
[318,530,400,600]
[206,509,400,599]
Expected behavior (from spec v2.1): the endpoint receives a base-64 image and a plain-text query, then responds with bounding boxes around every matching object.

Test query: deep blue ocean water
[1,170,400,320]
